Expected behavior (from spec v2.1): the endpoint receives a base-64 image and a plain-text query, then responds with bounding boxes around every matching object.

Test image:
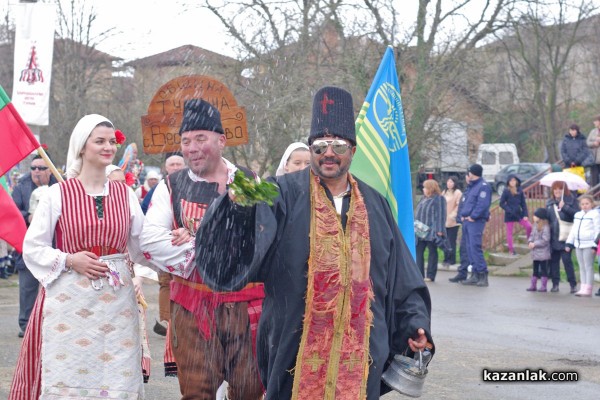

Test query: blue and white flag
[350,46,415,259]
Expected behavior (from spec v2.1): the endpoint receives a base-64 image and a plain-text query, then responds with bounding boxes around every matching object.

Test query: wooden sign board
[141,75,248,154]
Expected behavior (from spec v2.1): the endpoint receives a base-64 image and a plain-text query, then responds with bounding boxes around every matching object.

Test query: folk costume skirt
[41,254,143,399]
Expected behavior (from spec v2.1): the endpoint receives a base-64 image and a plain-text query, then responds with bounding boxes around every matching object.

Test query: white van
[476,143,519,183]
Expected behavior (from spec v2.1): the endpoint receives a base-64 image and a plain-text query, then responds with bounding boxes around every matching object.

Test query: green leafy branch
[229,170,279,206]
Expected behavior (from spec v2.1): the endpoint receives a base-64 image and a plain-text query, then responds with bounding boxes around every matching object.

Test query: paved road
[395,270,600,400]
[1,270,598,399]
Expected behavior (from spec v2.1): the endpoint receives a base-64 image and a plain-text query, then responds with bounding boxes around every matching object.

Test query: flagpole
[0,85,63,183]
[36,146,64,183]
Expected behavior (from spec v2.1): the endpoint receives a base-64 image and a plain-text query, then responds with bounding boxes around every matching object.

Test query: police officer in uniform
[449,174,471,283]
[459,164,492,287]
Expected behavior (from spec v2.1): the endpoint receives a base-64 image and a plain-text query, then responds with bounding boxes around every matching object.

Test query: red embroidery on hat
[320,93,334,114]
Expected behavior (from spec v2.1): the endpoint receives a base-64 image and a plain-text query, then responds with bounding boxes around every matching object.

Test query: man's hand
[171,227,193,246]
[408,328,428,352]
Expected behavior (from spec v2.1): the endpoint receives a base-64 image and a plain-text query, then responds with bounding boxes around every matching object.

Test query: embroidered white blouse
[139,158,238,279]
[22,181,152,288]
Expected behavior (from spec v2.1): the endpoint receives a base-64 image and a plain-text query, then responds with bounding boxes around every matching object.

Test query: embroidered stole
[291,172,373,400]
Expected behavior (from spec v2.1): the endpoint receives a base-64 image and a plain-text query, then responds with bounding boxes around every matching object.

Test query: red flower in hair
[115,130,126,147]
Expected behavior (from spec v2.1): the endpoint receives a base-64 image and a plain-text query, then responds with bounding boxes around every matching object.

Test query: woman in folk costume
[10,114,152,399]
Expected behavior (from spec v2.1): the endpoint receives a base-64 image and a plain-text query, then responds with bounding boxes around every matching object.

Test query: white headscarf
[105,164,122,177]
[275,142,310,176]
[66,114,113,179]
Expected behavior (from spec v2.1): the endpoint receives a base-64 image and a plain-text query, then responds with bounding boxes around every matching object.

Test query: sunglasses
[30,166,49,171]
[310,140,352,155]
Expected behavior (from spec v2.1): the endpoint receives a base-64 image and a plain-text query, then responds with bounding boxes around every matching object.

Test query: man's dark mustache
[319,157,340,165]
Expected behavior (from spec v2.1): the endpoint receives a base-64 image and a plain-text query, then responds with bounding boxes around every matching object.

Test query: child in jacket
[566,195,600,296]
[500,175,532,256]
[527,208,551,292]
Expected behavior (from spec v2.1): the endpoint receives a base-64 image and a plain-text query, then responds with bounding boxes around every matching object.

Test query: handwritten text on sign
[141,75,248,154]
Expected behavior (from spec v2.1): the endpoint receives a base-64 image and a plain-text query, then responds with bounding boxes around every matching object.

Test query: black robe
[196,168,433,399]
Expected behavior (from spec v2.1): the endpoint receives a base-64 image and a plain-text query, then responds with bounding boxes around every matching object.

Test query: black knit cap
[179,99,224,135]
[469,163,483,177]
[308,86,356,145]
[534,207,549,221]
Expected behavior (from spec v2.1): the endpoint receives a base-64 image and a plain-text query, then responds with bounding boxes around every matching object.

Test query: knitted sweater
[415,194,447,242]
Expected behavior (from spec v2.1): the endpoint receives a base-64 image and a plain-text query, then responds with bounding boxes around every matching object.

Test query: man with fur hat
[195,86,434,399]
[140,99,264,399]
[459,163,492,287]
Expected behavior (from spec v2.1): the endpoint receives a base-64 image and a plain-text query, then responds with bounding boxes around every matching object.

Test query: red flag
[0,188,27,253]
[0,85,40,175]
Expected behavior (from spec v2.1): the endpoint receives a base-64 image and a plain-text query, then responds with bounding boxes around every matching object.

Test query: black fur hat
[308,86,356,145]
[179,99,224,135]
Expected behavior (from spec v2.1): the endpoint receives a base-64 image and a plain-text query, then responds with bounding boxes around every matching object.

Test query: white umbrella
[539,171,590,191]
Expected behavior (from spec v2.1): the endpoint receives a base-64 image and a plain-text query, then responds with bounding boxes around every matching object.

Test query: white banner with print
[12,2,56,126]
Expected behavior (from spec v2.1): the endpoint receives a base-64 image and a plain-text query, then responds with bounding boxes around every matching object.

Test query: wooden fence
[483,181,549,250]
[481,157,561,251]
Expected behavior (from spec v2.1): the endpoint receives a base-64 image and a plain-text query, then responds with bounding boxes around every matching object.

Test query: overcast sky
[2,0,419,61]
[92,0,236,60]
[3,0,600,62]
[1,0,236,60]
[92,0,420,61]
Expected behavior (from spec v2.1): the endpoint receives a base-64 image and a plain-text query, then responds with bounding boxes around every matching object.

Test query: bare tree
[45,0,117,167]
[195,0,522,177]
[0,8,15,95]
[403,0,519,169]
[196,0,393,175]
[478,0,598,162]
